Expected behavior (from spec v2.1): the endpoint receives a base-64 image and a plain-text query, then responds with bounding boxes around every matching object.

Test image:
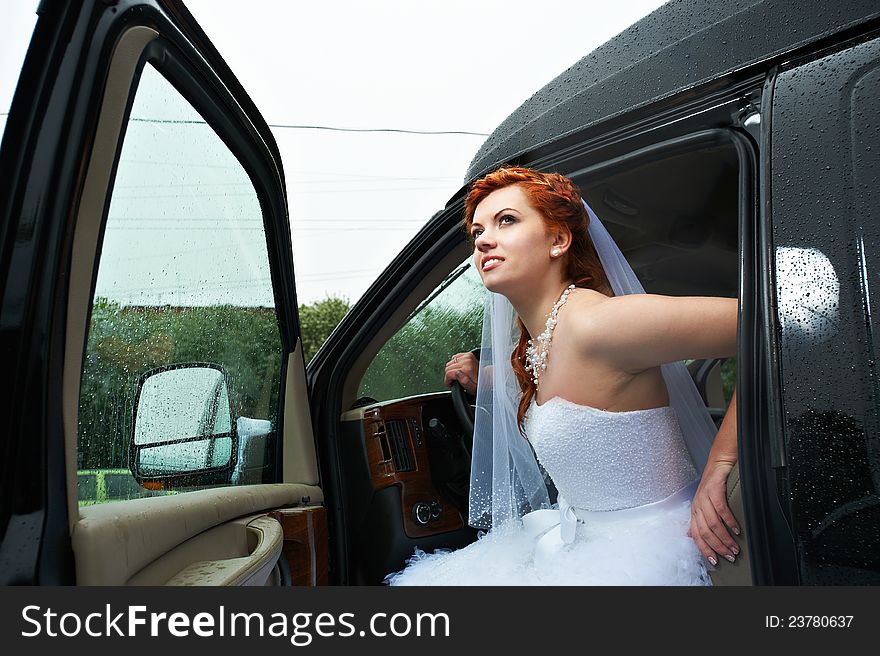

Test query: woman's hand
[688,459,740,566]
[688,389,741,567]
[444,352,479,395]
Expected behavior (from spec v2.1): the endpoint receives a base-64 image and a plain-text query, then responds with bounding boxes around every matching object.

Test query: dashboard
[342,392,472,539]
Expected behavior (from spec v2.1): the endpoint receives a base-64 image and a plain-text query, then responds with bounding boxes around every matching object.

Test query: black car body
[1,0,879,585]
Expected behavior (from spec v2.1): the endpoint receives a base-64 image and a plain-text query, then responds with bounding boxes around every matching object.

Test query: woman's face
[471,184,555,295]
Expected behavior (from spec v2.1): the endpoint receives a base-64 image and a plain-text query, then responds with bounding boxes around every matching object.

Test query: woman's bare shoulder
[562,288,615,343]
[568,287,613,305]
[565,287,614,313]
[563,288,669,353]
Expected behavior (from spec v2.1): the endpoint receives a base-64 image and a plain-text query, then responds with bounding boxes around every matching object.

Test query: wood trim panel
[268,506,329,586]
[361,394,465,538]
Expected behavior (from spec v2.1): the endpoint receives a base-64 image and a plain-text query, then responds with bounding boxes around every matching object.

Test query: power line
[0,113,491,137]
[113,173,460,188]
[284,169,461,181]
[269,123,488,137]
[103,215,427,223]
[104,225,418,232]
[106,267,380,294]
[110,184,451,199]
[126,116,488,136]
[107,217,424,224]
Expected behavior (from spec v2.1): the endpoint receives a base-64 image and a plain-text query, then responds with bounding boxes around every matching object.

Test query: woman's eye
[499,214,515,225]
[471,229,483,239]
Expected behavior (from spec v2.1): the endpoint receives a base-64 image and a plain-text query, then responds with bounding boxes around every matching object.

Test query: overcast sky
[2,0,668,305]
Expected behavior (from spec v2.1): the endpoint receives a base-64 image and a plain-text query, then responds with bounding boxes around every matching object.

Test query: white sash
[521,478,699,562]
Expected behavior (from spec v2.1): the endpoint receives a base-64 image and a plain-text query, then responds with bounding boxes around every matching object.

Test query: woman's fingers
[691,486,739,564]
[712,493,741,537]
[688,519,718,566]
[444,353,477,394]
[443,355,464,383]
[703,500,736,552]
[689,461,741,565]
[692,504,731,561]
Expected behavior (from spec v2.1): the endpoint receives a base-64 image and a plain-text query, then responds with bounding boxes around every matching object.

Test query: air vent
[385,420,414,472]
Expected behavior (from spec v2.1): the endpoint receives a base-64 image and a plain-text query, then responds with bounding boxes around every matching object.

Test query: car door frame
[0,0,305,584]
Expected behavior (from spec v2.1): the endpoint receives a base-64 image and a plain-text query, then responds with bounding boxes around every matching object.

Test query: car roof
[466,0,880,179]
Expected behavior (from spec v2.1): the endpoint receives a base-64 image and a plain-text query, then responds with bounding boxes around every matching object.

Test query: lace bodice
[526,396,699,511]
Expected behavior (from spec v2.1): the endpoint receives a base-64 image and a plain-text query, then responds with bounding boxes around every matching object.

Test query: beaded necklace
[524,283,576,386]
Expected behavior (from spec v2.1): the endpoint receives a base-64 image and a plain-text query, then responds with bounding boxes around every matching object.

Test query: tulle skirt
[385,492,712,586]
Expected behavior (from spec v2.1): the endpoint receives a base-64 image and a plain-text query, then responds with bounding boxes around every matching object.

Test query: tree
[359,300,483,402]
[76,293,352,500]
[298,296,351,363]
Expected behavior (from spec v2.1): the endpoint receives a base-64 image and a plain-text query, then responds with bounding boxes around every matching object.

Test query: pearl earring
[551,248,560,257]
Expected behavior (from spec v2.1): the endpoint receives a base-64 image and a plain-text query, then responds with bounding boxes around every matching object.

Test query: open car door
[0,0,326,585]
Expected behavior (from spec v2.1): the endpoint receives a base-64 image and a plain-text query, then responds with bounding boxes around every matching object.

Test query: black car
[1,0,879,586]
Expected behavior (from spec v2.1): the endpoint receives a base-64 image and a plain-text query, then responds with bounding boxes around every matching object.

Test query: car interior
[338,132,752,585]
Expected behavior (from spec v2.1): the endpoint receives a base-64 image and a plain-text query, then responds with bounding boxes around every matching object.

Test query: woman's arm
[688,388,741,566]
[576,294,737,373]
[574,293,741,565]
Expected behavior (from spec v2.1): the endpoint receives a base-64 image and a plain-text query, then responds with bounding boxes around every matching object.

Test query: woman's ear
[550,228,573,256]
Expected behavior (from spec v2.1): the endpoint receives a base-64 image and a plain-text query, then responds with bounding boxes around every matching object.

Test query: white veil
[467,199,718,530]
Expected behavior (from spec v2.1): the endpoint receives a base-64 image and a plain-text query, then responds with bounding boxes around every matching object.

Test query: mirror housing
[129,363,237,487]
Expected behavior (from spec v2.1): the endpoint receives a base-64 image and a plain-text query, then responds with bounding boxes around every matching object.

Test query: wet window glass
[359,260,485,402]
[77,64,283,504]
[76,473,97,503]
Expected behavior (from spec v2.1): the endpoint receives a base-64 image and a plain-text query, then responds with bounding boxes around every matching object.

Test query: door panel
[160,515,284,586]
[771,34,880,583]
[73,484,321,585]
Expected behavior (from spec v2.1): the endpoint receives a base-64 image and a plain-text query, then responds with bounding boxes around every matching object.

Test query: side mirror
[130,363,237,487]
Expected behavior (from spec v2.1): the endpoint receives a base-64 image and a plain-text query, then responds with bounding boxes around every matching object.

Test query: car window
[359,259,485,402]
[77,63,283,504]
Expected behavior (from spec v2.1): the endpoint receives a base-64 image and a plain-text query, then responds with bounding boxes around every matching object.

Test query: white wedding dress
[385,395,712,586]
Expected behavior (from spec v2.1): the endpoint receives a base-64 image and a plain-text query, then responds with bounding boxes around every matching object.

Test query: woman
[386,166,739,585]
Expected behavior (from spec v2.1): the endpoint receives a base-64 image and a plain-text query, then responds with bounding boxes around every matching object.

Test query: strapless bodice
[526,396,698,511]
[385,395,710,586]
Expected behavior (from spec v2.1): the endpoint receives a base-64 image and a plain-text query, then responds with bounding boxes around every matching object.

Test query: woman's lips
[482,257,504,272]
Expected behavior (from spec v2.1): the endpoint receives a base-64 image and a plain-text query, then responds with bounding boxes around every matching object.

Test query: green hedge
[78,296,349,471]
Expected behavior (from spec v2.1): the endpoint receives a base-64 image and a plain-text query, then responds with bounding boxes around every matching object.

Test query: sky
[1,0,669,305]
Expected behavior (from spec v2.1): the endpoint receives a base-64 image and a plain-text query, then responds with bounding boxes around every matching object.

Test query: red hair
[464,166,612,435]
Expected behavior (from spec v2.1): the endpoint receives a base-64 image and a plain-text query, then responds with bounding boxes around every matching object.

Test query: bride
[386,166,739,585]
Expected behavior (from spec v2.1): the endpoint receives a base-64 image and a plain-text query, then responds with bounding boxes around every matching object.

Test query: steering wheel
[450,348,479,453]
